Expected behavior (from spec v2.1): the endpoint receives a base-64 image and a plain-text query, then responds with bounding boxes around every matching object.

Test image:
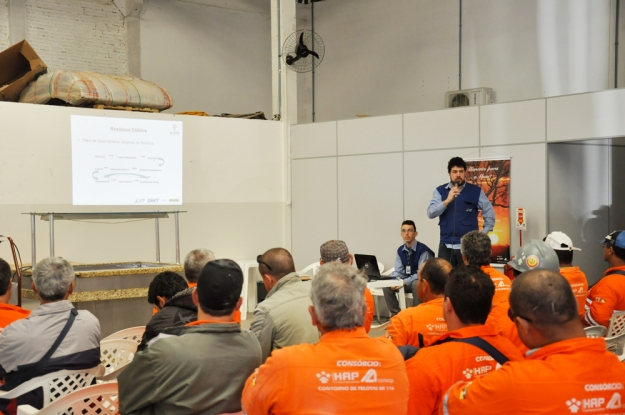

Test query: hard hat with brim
[507,240,560,273]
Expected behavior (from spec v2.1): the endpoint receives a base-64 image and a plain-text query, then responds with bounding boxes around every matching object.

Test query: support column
[271,0,297,250]
[116,0,145,77]
[8,0,27,45]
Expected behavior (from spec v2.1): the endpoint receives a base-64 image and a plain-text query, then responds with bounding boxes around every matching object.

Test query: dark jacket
[119,322,262,415]
[139,288,197,351]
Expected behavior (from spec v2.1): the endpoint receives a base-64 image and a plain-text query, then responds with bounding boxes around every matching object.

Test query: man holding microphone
[427,157,495,266]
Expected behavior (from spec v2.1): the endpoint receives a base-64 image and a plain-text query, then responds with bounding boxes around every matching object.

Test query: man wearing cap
[488,240,561,355]
[584,230,625,328]
[319,240,375,333]
[252,248,320,362]
[427,157,495,266]
[543,231,588,318]
[118,259,262,415]
[441,269,625,415]
[383,220,435,316]
[242,262,409,415]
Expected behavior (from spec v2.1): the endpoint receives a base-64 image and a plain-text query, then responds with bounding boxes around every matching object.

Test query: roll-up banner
[466,158,511,263]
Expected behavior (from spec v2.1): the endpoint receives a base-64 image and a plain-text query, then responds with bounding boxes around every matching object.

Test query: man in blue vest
[427,157,495,267]
[383,220,435,316]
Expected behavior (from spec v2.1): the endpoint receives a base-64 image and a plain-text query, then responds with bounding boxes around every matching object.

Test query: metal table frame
[24,211,186,265]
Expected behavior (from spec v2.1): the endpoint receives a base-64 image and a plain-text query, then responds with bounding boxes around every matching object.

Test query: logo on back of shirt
[566,398,582,413]
[607,393,622,409]
[361,369,378,383]
[462,368,472,379]
[316,371,331,384]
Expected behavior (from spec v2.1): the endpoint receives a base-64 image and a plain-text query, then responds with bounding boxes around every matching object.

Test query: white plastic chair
[101,326,145,344]
[584,325,607,338]
[298,262,321,279]
[605,332,625,361]
[0,365,105,408]
[98,339,138,381]
[607,310,625,337]
[17,382,119,415]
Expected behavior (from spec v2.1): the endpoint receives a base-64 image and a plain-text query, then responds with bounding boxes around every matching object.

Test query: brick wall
[0,0,9,51]
[26,0,126,74]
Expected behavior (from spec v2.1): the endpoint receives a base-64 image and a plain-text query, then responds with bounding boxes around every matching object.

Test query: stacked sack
[19,70,172,111]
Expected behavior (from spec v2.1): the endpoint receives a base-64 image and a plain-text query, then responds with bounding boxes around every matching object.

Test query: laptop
[354,254,391,281]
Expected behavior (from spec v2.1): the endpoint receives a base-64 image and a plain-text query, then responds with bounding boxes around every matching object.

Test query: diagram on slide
[71,115,183,206]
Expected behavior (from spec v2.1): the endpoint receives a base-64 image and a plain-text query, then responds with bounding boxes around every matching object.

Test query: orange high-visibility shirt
[486,301,529,356]
[385,297,446,347]
[364,288,374,333]
[440,337,625,415]
[584,265,625,328]
[242,327,409,415]
[406,325,523,415]
[187,282,197,288]
[0,303,30,329]
[560,266,589,317]
[481,265,511,304]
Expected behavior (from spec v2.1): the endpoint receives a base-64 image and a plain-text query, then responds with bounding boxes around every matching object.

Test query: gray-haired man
[0,257,100,412]
[184,248,216,287]
[242,262,409,415]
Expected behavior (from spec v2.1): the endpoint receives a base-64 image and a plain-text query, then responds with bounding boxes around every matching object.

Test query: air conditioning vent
[445,88,494,108]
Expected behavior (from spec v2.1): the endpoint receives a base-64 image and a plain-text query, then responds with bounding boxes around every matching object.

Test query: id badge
[405,265,411,275]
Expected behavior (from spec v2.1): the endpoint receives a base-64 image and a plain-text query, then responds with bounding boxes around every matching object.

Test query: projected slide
[71,115,183,205]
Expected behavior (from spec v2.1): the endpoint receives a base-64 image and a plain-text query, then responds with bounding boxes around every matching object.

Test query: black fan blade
[299,32,305,46]
[309,50,320,59]
[286,54,301,65]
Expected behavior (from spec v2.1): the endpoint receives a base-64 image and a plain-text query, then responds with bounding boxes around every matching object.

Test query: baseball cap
[196,259,243,311]
[320,240,350,263]
[544,231,581,251]
[601,230,625,249]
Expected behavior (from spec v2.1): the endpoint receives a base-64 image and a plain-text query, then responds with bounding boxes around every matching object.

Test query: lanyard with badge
[405,249,412,276]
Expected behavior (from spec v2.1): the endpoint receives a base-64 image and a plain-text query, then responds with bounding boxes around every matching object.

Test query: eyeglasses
[256,255,272,271]
[507,307,533,323]
[401,229,416,234]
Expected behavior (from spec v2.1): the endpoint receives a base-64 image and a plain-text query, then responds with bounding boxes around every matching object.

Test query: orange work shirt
[560,266,589,317]
[0,303,30,330]
[485,301,529,356]
[364,288,374,333]
[584,265,625,328]
[385,297,446,347]
[440,337,625,414]
[481,265,511,304]
[406,325,523,415]
[242,327,409,415]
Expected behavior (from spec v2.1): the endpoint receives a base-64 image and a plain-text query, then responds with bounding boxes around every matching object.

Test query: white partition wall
[0,102,285,265]
[291,102,550,269]
[292,88,625,273]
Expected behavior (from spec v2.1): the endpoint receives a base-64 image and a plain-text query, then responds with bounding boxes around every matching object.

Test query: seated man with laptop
[383,220,434,316]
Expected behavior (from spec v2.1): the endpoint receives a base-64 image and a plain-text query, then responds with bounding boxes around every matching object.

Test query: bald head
[258,248,296,279]
[421,258,451,294]
[510,270,579,327]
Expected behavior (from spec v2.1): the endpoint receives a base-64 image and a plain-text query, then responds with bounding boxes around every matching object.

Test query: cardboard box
[0,40,47,102]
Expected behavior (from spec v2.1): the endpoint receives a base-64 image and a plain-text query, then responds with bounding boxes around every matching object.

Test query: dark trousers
[438,244,464,267]
[383,278,420,316]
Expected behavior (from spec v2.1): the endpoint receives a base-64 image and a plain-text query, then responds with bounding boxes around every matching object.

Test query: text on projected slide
[71,115,183,205]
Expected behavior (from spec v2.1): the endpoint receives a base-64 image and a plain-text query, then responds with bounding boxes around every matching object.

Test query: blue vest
[397,241,435,277]
[437,182,482,245]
